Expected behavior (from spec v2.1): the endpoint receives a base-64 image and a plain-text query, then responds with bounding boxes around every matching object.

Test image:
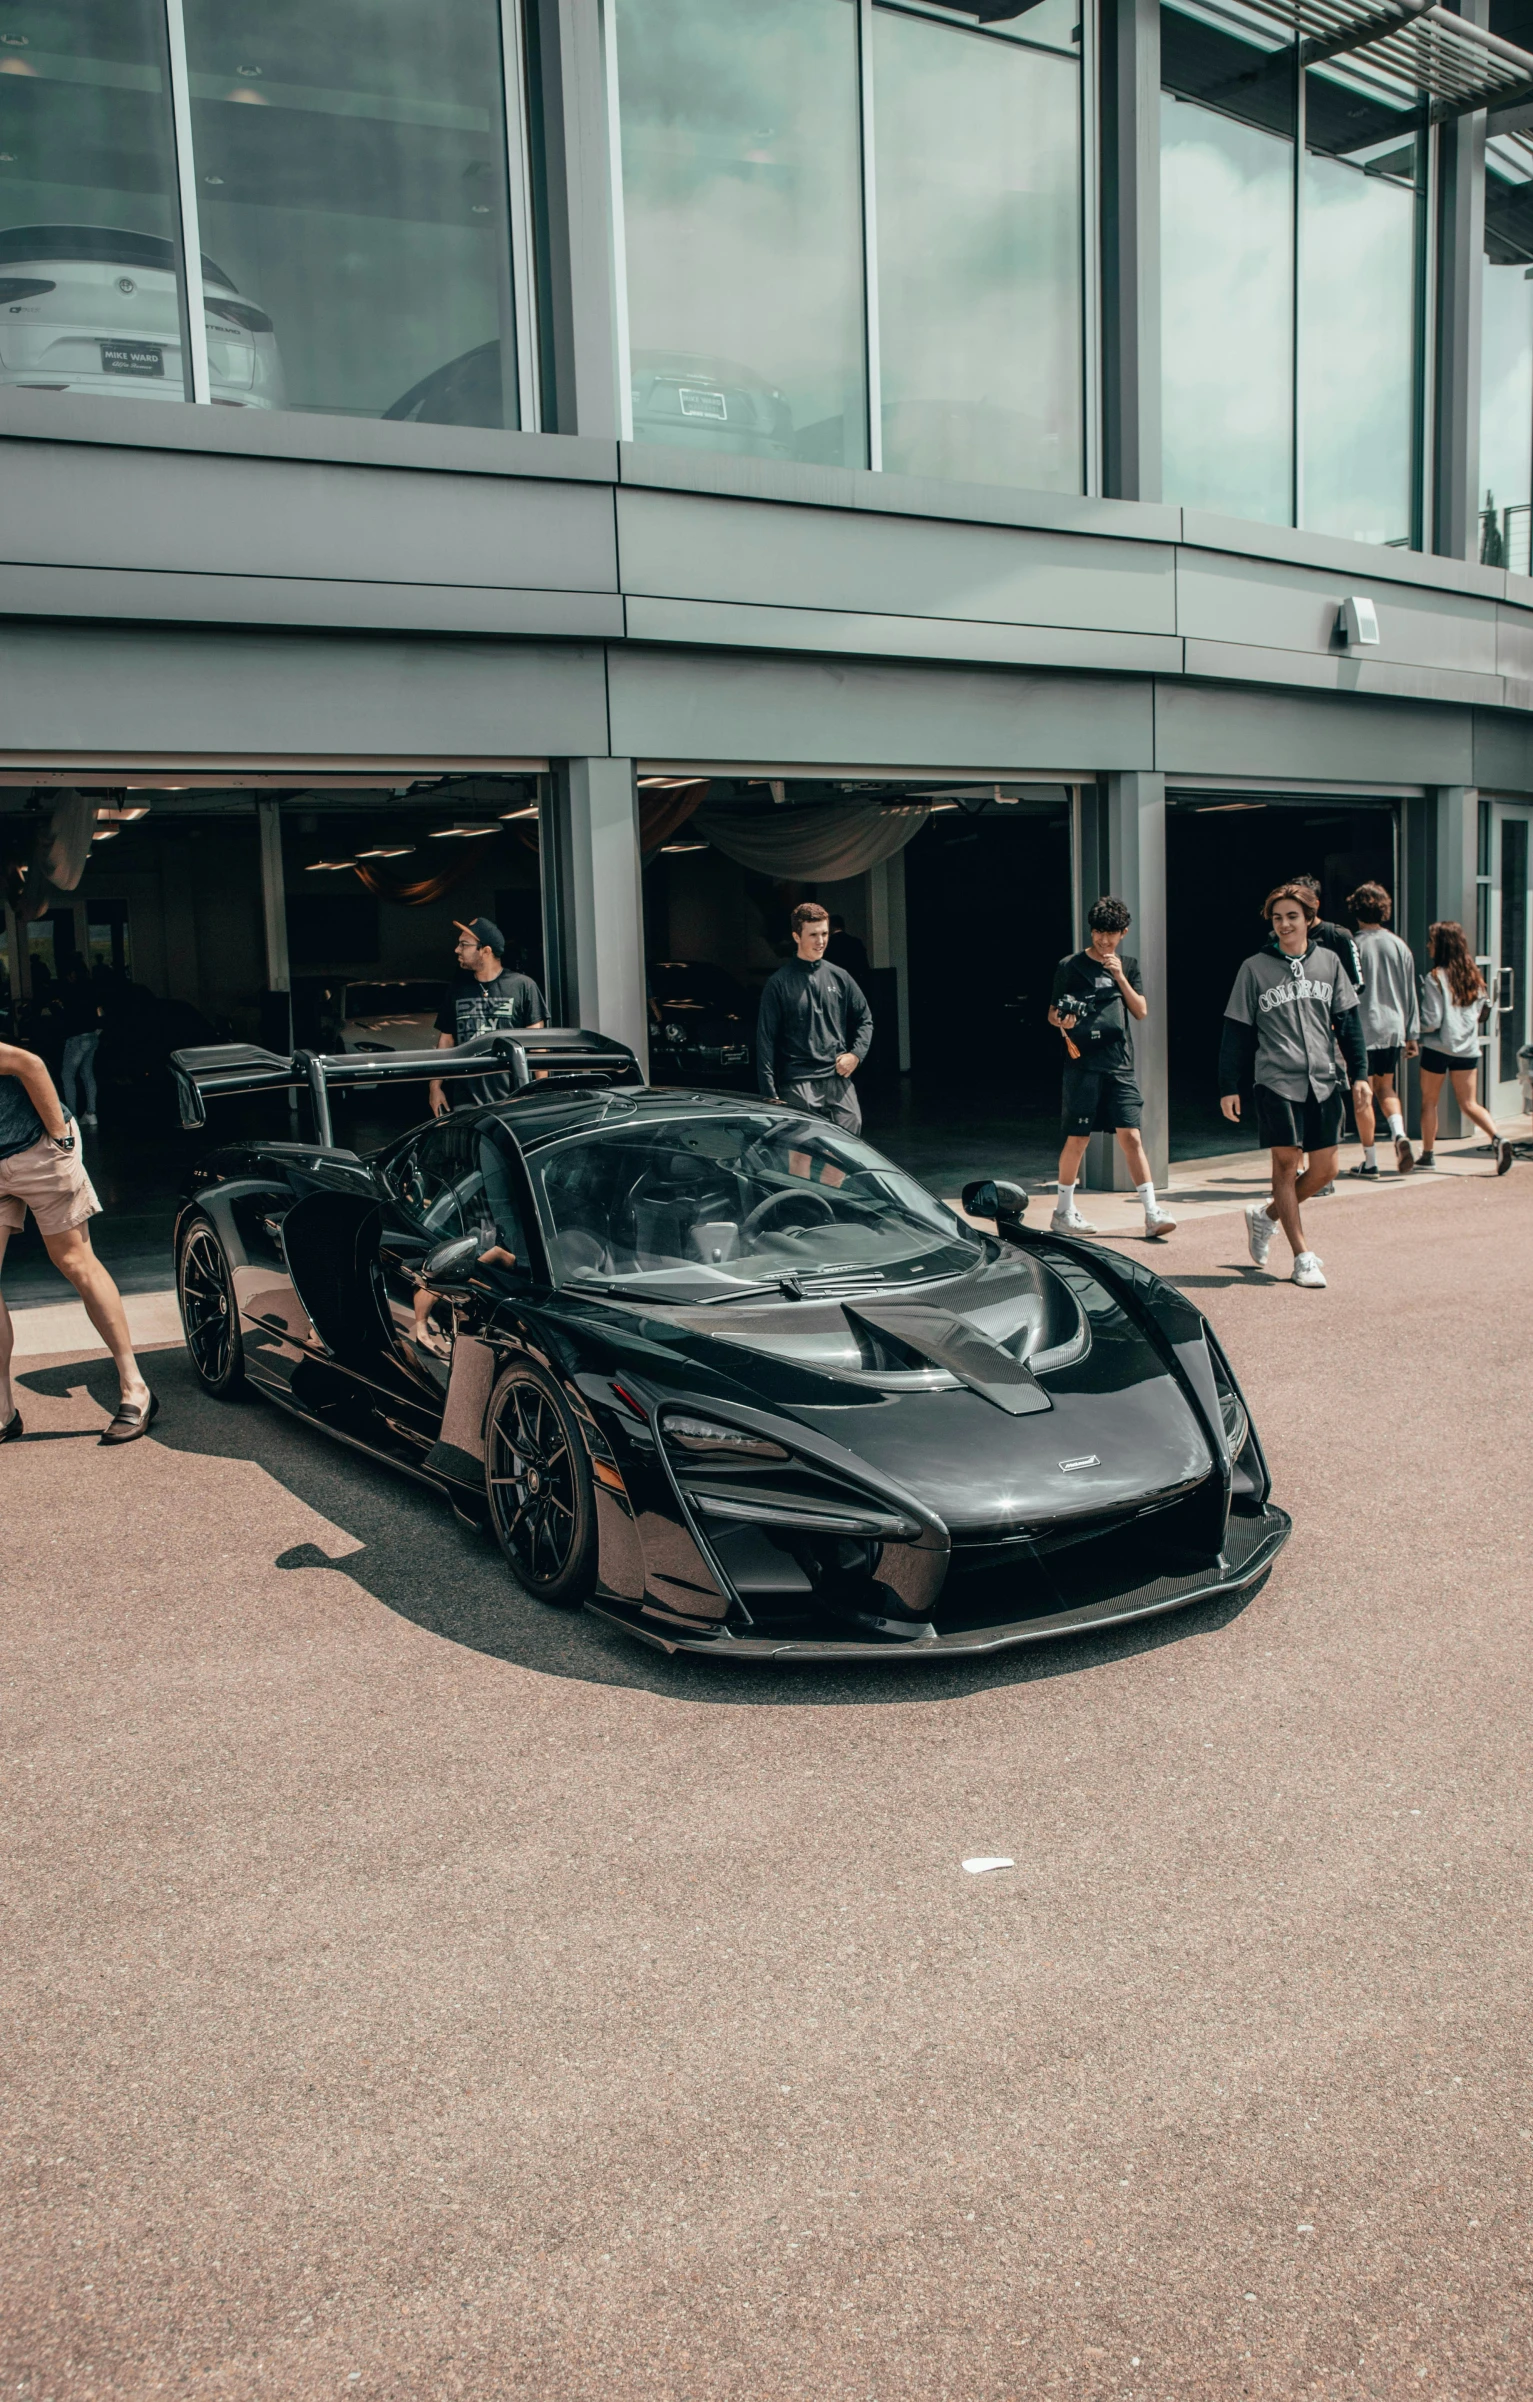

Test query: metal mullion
[601,0,635,441]
[1292,41,1304,528]
[1411,110,1435,550]
[501,0,542,430]
[859,0,883,473]
[1080,0,1101,497]
[161,0,210,405]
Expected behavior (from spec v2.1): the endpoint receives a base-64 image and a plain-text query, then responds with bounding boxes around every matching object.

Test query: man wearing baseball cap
[428,918,545,1115]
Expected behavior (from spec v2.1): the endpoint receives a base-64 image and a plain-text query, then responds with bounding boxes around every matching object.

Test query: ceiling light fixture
[661,840,708,853]
[91,827,119,842]
[356,844,414,858]
[307,858,357,871]
[499,806,538,821]
[430,823,499,839]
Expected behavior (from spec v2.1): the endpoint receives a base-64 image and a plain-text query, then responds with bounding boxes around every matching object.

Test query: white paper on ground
[961,1856,1015,1874]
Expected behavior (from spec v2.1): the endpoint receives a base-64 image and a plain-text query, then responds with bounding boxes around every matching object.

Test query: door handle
[1496,965,1515,1012]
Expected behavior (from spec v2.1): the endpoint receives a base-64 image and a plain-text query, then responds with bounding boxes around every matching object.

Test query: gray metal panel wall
[1154,679,1475,786]
[604,646,1156,772]
[0,624,611,760]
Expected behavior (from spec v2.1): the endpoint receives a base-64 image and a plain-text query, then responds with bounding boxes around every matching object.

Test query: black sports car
[169,1029,1290,1662]
[647,959,754,1087]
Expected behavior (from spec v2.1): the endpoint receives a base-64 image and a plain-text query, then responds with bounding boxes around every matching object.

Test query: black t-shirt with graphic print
[433,968,546,1106]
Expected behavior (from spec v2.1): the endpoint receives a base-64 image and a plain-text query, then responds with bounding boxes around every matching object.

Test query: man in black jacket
[757,901,872,1134]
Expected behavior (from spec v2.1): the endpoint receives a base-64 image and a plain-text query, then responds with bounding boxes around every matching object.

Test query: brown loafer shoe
[1394,1135,1415,1174]
[100,1391,159,1446]
[0,1407,22,1443]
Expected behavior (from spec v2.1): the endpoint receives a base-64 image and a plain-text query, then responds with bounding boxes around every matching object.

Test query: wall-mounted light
[1335,595,1380,649]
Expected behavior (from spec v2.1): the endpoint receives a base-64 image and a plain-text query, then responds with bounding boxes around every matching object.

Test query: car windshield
[527,1111,982,1297]
[344,982,444,1016]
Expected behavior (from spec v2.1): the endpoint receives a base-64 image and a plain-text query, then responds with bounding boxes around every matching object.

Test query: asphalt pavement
[2,1165,1530,2400]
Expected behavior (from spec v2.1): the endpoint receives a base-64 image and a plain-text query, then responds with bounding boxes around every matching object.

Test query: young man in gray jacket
[1218,884,1370,1289]
[1345,880,1419,1178]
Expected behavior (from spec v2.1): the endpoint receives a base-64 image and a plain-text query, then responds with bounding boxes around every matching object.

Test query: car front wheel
[484,1361,597,1608]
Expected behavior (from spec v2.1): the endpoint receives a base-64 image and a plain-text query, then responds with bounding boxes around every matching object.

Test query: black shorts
[1061,1063,1142,1136]
[1419,1046,1478,1077]
[1254,1085,1345,1151]
[1366,1045,1400,1078]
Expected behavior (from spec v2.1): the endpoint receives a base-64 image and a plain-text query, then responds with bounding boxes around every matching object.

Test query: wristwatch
[51,1123,76,1153]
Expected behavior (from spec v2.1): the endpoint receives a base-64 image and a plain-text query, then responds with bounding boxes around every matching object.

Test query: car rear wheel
[485,1361,597,1608]
[177,1217,246,1398]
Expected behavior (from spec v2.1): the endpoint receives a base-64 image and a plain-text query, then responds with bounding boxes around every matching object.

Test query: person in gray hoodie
[1345,880,1420,1178]
[1218,883,1370,1289]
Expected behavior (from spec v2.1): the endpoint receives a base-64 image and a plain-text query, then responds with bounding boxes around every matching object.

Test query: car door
[378,1117,486,1401]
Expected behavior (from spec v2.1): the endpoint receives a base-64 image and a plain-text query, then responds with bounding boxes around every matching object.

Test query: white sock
[1364,1143,1378,1167]
[1385,1109,1405,1138]
[1057,1181,1077,1212]
[1136,1180,1157,1215]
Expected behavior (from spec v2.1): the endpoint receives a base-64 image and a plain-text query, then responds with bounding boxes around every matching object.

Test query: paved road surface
[3,1169,1530,2399]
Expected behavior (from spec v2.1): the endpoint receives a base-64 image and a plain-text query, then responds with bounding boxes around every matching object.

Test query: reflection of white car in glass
[0,225,284,407]
[630,349,795,459]
[340,981,447,1056]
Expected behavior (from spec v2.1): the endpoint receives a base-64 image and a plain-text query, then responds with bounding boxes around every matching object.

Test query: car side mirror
[961,1179,1030,1240]
[420,1231,481,1287]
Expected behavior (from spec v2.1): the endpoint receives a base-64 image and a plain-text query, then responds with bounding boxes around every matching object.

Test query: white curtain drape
[692,802,928,880]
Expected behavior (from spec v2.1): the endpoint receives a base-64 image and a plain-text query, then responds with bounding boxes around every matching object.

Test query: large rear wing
[169,1027,644,1146]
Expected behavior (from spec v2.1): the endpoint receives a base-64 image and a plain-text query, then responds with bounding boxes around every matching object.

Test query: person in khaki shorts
[0,1037,157,1444]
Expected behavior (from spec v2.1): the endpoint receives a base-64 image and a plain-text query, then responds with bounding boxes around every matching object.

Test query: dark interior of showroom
[1165,792,1397,1159]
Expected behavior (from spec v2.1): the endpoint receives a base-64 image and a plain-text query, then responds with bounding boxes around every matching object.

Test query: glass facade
[1161,4,1424,545]
[872,8,1082,492]
[1481,147,1533,572]
[613,0,866,466]
[1300,76,1420,547]
[611,0,1086,488]
[182,0,521,424]
[0,0,190,401]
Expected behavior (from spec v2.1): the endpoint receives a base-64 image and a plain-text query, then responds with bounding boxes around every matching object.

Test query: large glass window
[181,0,522,424]
[871,8,1082,492]
[1481,145,1533,572]
[614,0,867,467]
[1160,4,1295,523]
[1300,72,1421,547]
[0,0,190,402]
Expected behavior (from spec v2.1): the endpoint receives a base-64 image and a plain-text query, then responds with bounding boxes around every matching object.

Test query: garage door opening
[639,774,1077,1195]
[1165,789,1399,1161]
[1,769,546,1305]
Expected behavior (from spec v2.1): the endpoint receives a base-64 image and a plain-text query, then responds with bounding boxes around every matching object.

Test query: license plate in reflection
[101,341,164,376]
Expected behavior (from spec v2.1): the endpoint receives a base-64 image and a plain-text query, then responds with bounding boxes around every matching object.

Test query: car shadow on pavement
[19,1346,1265,1706]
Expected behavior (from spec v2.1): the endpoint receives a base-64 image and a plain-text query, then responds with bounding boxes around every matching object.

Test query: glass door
[1487,801,1533,1122]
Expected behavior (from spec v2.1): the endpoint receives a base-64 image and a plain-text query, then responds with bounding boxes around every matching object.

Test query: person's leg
[1265,1147,1306,1259]
[1115,1127,1152,1185]
[1354,1078,1376,1151]
[0,1224,12,1426]
[1295,1145,1338,1205]
[1450,1067,1504,1146]
[61,1034,82,1118]
[80,1033,99,1120]
[1419,1068,1444,1157]
[1056,1132,1091,1189]
[41,1223,148,1409]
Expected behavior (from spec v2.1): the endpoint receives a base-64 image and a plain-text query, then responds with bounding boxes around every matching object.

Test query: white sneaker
[1244,1201,1277,1268]
[1144,1208,1177,1239]
[1050,1207,1098,1235]
[81,1112,98,1128]
[1291,1252,1327,1289]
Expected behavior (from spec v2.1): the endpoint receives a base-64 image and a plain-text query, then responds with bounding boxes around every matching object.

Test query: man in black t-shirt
[1046,897,1174,1241]
[428,917,546,1115]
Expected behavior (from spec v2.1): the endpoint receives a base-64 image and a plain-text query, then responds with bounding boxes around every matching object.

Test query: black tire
[484,1361,597,1608]
[177,1215,246,1398]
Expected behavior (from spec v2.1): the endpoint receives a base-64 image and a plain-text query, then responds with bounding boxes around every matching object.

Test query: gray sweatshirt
[1419,967,1486,1059]
[1355,925,1420,1049]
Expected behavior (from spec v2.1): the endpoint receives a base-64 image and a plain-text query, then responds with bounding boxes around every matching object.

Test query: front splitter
[585,1504,1292,1663]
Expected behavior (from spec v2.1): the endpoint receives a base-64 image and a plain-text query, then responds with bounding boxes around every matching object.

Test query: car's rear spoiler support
[169,1027,644,1145]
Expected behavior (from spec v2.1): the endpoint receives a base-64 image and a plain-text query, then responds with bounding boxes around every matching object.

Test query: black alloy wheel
[177,1217,246,1397]
[484,1361,597,1607]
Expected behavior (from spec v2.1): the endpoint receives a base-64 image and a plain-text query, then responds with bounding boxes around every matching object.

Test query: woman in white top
[1417,921,1512,1173]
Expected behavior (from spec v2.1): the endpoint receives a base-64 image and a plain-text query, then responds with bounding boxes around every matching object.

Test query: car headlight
[663,1415,788,1461]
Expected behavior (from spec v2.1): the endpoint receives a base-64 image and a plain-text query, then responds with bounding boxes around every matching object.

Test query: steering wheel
[739,1185,838,1241]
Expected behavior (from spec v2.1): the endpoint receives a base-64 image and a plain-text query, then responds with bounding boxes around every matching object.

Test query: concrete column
[550,757,648,1071]
[1104,770,1168,1187]
[1433,56,1486,560]
[256,798,289,992]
